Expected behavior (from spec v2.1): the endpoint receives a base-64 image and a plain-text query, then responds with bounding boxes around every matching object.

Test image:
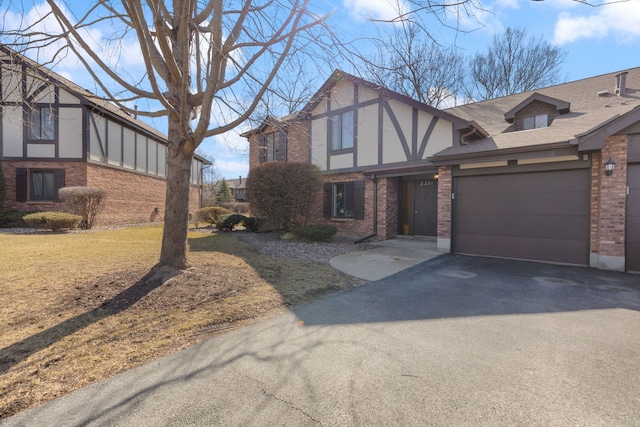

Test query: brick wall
[309,173,401,240]
[2,160,87,212]
[591,135,628,258]
[437,165,452,240]
[377,177,399,239]
[87,163,201,226]
[286,121,310,164]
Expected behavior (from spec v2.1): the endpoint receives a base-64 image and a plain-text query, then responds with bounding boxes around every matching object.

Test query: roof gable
[503,93,570,123]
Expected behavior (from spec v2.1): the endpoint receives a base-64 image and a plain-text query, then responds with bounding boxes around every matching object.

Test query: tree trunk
[159,135,194,270]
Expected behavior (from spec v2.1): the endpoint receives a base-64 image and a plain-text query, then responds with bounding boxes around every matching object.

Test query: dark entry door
[627,164,640,272]
[413,179,438,236]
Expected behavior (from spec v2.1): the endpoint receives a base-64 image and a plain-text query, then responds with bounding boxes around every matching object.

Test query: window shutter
[16,168,27,202]
[323,182,332,218]
[353,180,365,220]
[276,129,286,161]
[258,135,265,164]
[53,169,65,202]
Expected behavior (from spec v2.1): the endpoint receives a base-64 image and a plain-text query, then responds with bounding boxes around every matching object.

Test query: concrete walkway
[330,237,444,281]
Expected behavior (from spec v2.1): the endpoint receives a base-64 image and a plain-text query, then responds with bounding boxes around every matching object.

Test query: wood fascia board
[577,106,640,151]
[428,141,575,166]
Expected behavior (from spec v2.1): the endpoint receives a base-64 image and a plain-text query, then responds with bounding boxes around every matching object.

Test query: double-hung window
[331,111,354,151]
[29,170,56,201]
[29,106,55,140]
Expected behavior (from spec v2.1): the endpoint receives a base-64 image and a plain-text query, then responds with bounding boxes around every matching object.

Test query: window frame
[330,110,354,152]
[523,114,548,130]
[28,106,56,141]
[323,180,365,220]
[29,169,56,201]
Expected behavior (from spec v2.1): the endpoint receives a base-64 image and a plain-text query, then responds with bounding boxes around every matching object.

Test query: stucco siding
[58,107,84,159]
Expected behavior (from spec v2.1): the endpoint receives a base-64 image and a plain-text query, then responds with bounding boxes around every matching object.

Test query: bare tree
[2,0,333,270]
[468,27,567,101]
[363,21,467,108]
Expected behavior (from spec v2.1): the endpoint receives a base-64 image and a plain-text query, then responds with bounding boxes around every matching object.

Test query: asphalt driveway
[3,255,640,426]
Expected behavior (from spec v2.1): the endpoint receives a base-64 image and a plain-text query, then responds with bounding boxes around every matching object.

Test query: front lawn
[0,225,359,418]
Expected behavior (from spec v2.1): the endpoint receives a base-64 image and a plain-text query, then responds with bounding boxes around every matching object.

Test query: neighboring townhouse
[246,69,640,273]
[0,46,210,225]
[226,177,247,202]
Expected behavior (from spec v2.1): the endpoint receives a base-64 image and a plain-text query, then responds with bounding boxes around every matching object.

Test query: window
[15,168,64,202]
[523,114,548,130]
[260,131,282,163]
[29,106,55,140]
[323,180,365,220]
[331,111,354,151]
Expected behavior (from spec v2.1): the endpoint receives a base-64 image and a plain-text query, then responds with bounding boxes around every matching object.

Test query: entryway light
[604,158,616,176]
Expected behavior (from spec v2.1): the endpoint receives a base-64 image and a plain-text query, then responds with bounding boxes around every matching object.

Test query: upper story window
[523,114,548,130]
[331,111,354,151]
[29,106,55,140]
[263,132,277,162]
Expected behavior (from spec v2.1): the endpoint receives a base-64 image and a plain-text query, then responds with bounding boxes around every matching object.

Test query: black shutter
[53,169,65,202]
[16,168,27,202]
[258,135,265,164]
[276,129,286,161]
[323,182,332,218]
[353,180,365,220]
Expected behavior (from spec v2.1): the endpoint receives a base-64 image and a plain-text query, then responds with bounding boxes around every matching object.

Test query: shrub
[246,162,321,231]
[242,217,262,232]
[291,224,337,242]
[58,187,107,230]
[0,210,34,228]
[23,212,82,231]
[194,206,232,226]
[216,214,247,231]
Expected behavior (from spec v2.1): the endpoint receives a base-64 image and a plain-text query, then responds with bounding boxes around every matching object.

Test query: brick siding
[2,160,201,226]
[591,135,628,257]
[437,165,452,240]
[2,160,87,212]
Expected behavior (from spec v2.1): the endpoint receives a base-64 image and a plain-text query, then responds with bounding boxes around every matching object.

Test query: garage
[627,164,640,272]
[453,168,590,266]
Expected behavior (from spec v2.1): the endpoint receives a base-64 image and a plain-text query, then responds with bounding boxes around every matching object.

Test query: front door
[413,179,438,236]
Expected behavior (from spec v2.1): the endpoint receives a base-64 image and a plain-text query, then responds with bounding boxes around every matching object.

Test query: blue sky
[205,0,640,179]
[5,0,640,179]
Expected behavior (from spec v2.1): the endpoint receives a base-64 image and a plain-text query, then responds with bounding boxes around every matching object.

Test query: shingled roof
[433,67,640,161]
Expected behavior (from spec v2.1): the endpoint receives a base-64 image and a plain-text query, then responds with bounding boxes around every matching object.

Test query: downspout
[354,174,378,244]
[459,125,477,145]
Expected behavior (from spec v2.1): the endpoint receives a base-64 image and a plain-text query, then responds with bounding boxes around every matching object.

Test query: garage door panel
[455,234,588,265]
[454,169,589,266]
[455,214,587,240]
[456,170,588,195]
[456,192,588,216]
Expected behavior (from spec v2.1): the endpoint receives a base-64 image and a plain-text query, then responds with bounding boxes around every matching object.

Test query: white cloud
[491,0,520,10]
[342,0,409,21]
[553,1,640,44]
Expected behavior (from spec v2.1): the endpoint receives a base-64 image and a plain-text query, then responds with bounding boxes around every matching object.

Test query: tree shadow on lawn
[0,267,179,375]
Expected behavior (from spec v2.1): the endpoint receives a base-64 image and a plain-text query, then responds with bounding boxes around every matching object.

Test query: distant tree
[364,21,467,107]
[469,27,567,100]
[215,179,233,205]
[246,162,321,231]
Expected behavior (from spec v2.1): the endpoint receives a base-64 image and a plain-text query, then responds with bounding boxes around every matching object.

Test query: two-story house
[245,69,640,273]
[0,46,209,225]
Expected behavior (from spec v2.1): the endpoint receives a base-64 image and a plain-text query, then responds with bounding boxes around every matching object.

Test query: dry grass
[0,225,361,418]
